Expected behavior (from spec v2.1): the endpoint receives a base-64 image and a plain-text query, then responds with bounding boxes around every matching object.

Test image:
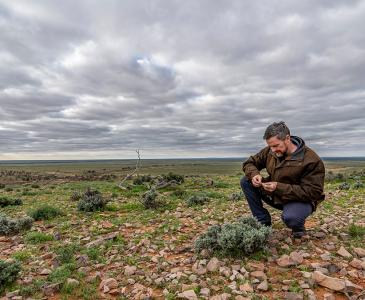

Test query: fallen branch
[118,149,141,189]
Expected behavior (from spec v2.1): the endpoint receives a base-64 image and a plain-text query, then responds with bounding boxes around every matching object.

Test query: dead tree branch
[118,149,141,189]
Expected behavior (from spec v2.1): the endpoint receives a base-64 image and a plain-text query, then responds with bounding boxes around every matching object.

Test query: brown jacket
[242,136,325,210]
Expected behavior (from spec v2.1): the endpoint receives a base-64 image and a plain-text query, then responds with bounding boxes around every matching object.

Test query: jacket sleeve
[274,160,325,202]
[242,147,269,179]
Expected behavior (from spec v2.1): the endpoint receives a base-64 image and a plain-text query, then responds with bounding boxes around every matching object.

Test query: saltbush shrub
[28,205,63,221]
[70,191,82,201]
[353,181,364,189]
[0,214,33,235]
[140,188,161,209]
[228,192,244,201]
[0,260,21,292]
[133,175,153,185]
[186,195,209,207]
[195,217,271,257]
[0,197,23,207]
[77,188,108,212]
[162,172,184,184]
[338,182,351,190]
[25,231,54,244]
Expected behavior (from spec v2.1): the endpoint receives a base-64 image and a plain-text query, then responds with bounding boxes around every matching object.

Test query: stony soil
[0,172,364,300]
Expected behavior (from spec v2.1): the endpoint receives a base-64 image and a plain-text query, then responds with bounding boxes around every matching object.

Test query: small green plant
[55,243,79,265]
[186,194,209,207]
[140,188,163,209]
[228,192,244,201]
[338,182,350,190]
[195,217,271,257]
[0,183,5,189]
[348,223,365,238]
[25,231,54,244]
[133,175,153,185]
[0,260,21,292]
[28,205,63,221]
[0,197,23,207]
[171,188,186,198]
[353,181,364,189]
[12,250,32,262]
[77,188,108,212]
[31,184,40,189]
[48,263,76,283]
[162,172,184,183]
[5,187,13,192]
[70,191,82,201]
[0,214,33,235]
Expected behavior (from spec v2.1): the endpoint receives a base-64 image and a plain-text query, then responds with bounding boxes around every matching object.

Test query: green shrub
[348,223,365,238]
[55,243,79,265]
[28,205,63,221]
[171,188,186,198]
[0,197,23,207]
[353,181,364,189]
[338,182,350,190]
[0,183,5,189]
[31,184,40,189]
[0,214,33,235]
[186,195,209,207]
[70,191,82,201]
[228,192,244,201]
[77,188,108,212]
[0,260,21,292]
[162,172,184,183]
[140,188,162,209]
[5,187,13,192]
[195,217,271,257]
[133,175,153,185]
[25,232,54,244]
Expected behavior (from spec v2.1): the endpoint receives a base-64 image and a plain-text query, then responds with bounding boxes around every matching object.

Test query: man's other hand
[262,182,277,192]
[252,174,262,187]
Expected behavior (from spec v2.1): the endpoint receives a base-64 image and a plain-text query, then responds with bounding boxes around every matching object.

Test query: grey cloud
[0,0,364,158]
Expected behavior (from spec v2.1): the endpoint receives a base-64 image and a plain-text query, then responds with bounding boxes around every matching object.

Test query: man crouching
[241,121,325,238]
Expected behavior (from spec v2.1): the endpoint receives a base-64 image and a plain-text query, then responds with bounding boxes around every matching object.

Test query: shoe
[292,230,306,239]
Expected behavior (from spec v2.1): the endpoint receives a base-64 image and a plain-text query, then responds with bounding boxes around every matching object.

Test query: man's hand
[261,182,277,192]
[252,174,262,187]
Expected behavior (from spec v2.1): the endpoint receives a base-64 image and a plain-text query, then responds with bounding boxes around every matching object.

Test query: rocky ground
[0,171,364,300]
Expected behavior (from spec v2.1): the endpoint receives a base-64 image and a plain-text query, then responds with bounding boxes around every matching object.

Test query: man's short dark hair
[263,121,290,140]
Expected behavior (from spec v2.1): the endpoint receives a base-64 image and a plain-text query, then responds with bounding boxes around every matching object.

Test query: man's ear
[285,135,290,143]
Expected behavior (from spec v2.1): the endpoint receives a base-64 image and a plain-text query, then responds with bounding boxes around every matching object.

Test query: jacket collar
[269,136,305,162]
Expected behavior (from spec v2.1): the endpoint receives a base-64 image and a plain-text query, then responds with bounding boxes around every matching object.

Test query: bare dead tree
[118,149,141,189]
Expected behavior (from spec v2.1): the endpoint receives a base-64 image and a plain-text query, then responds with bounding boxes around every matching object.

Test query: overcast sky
[0,0,364,159]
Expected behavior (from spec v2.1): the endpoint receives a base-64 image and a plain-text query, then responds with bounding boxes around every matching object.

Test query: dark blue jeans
[240,176,312,232]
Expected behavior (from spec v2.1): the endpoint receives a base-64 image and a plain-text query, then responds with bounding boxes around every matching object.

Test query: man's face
[266,135,290,157]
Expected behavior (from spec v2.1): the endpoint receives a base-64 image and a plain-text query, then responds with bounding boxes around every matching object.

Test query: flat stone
[353,247,365,257]
[277,254,294,267]
[284,292,303,300]
[323,293,335,300]
[207,257,220,272]
[192,261,207,275]
[250,270,267,280]
[312,271,345,291]
[124,265,137,276]
[99,278,118,292]
[350,258,363,269]
[290,251,304,264]
[177,290,198,300]
[257,280,268,291]
[200,288,210,297]
[39,268,52,275]
[239,282,253,293]
[210,294,231,300]
[337,246,352,258]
